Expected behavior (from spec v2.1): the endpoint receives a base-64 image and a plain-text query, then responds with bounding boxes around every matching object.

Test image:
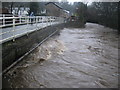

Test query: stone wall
[2,24,64,71]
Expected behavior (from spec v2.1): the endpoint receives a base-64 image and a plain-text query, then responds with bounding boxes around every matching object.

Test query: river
[3,23,119,88]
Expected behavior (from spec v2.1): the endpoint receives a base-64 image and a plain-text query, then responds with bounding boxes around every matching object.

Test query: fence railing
[0,15,63,27]
[0,15,64,43]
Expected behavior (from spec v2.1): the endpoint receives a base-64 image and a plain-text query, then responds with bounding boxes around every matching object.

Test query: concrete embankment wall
[2,23,64,71]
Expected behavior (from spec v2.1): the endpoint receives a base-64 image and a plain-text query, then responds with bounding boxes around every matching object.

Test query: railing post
[49,17,50,26]
[48,17,50,26]
[25,16,27,24]
[19,16,21,24]
[40,17,42,23]
[47,17,48,26]
[30,17,31,24]
[36,16,38,29]
[38,17,40,23]
[41,17,43,28]
[54,17,56,24]
[55,17,57,24]
[13,16,15,41]
[41,17,42,23]
[53,17,55,24]
[50,16,52,26]
[33,16,36,24]
[3,14,5,26]
[26,16,29,36]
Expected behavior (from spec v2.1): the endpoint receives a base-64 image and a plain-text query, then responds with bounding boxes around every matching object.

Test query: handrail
[0,16,60,27]
[0,15,64,44]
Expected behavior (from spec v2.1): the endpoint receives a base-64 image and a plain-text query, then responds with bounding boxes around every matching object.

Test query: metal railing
[0,15,64,43]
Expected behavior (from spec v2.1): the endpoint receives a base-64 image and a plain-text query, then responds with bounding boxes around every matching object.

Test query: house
[45,2,69,18]
[61,10,70,18]
[0,8,9,14]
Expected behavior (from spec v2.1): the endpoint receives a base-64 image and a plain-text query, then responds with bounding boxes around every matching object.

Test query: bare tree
[87,2,118,29]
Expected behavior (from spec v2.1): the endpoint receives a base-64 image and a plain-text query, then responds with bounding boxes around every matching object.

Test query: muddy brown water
[3,23,118,88]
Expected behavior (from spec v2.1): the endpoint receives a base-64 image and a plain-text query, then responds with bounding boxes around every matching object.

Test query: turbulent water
[3,23,119,88]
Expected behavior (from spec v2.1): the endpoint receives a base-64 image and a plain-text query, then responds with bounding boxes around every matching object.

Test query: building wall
[45,4,61,17]
[0,8,9,14]
[60,10,69,18]
[45,3,69,18]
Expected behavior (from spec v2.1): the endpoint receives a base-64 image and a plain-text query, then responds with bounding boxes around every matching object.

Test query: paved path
[0,21,60,43]
[3,23,118,88]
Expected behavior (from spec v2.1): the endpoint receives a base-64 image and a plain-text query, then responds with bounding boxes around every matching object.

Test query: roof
[63,10,69,13]
[45,2,63,9]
